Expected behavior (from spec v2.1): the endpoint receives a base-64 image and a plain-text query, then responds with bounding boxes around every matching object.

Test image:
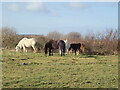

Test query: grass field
[1,49,118,88]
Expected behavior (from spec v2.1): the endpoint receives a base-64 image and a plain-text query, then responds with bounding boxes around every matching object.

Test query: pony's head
[15,46,20,52]
[64,39,68,43]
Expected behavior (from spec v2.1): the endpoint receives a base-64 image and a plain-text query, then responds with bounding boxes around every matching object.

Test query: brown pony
[44,40,66,56]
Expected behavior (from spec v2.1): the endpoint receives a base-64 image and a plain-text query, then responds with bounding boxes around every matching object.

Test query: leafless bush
[47,31,63,40]
[35,35,48,51]
[64,32,81,42]
[1,27,25,49]
[83,29,118,55]
[1,27,118,55]
[2,27,18,49]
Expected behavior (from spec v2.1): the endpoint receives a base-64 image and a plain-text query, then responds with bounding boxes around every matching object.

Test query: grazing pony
[45,40,66,56]
[58,40,66,56]
[64,39,70,54]
[15,38,38,53]
[69,42,85,55]
[80,43,85,53]
[69,43,81,55]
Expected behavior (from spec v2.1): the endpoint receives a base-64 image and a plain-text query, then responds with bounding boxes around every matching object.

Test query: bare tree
[64,32,81,42]
[2,27,18,48]
[47,31,63,40]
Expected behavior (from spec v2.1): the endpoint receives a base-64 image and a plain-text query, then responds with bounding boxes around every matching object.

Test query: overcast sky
[1,2,118,35]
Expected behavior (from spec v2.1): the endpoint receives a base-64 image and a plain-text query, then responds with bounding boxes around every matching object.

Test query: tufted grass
[2,49,118,88]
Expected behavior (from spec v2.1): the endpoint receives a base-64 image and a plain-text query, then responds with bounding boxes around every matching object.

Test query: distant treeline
[1,27,118,55]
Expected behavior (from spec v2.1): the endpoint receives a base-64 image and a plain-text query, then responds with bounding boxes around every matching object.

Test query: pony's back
[17,38,28,46]
[24,38,36,47]
[16,37,38,52]
[64,40,70,49]
[58,40,66,51]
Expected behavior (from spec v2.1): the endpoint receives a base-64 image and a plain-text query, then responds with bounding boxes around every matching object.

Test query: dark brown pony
[69,42,85,55]
[45,40,66,56]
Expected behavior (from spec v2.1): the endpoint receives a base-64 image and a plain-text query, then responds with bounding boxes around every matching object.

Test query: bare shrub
[83,33,95,55]
[1,27,117,55]
[64,32,81,42]
[83,29,118,55]
[47,31,63,40]
[1,27,25,49]
[36,35,48,52]
[2,27,18,49]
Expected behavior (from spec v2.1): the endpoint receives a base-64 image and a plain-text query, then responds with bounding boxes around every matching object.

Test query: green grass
[2,49,118,88]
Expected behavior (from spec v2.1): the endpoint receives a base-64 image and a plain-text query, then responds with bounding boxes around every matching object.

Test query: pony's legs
[66,49,68,54]
[67,49,70,54]
[63,49,65,56]
[61,49,62,56]
[45,46,48,55]
[23,46,27,52]
[49,49,51,56]
[59,47,63,56]
[68,47,71,54]
[59,49,61,55]
[32,45,37,53]
[79,48,83,54]
[81,48,85,54]
[51,49,53,56]
[76,50,79,55]
[65,48,67,55]
[75,50,76,55]
[50,49,53,56]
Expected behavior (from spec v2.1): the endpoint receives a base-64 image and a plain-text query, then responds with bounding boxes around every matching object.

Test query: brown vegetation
[1,27,23,49]
[1,27,118,55]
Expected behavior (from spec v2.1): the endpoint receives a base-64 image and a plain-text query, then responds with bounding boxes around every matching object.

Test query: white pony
[15,38,38,53]
[64,39,70,54]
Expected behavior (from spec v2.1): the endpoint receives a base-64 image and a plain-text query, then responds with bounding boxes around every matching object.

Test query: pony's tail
[63,44,66,54]
[45,44,48,55]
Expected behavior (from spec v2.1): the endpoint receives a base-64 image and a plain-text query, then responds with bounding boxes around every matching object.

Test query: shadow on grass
[79,54,99,59]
